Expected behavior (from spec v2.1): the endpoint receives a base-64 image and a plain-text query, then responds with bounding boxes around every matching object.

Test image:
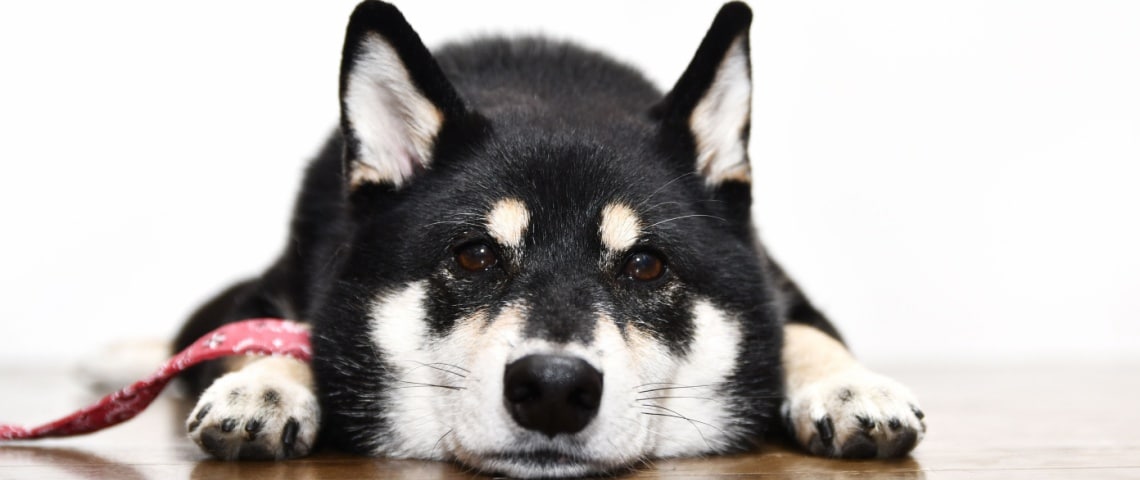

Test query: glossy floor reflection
[1,362,1137,479]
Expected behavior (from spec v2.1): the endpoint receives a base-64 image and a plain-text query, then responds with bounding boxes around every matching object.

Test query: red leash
[0,319,311,441]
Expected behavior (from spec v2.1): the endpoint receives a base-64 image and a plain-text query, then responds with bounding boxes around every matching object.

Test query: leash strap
[0,319,310,440]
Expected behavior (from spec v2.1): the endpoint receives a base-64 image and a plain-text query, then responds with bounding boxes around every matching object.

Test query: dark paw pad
[839,432,878,458]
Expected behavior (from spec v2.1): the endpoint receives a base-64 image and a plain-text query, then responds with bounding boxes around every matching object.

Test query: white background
[0,1,1137,365]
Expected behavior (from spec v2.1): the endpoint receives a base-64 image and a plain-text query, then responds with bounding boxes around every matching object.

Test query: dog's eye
[455,243,498,272]
[622,251,666,282]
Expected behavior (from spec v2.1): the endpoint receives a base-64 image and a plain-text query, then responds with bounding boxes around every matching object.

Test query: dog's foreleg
[185,356,320,460]
[781,323,925,458]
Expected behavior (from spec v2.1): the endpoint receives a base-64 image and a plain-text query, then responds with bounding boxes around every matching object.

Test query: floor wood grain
[1,362,1137,479]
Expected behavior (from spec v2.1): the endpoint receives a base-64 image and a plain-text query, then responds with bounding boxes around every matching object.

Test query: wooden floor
[1,361,1137,479]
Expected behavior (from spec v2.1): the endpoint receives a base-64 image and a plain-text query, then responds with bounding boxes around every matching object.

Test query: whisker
[639,403,734,451]
[638,411,714,451]
[636,384,716,394]
[637,394,785,401]
[636,395,716,402]
[648,214,727,229]
[406,360,469,377]
[637,172,697,208]
[432,428,454,455]
[641,200,683,213]
[388,385,464,391]
[639,405,730,436]
[393,380,465,391]
[422,212,486,230]
[634,382,681,388]
[635,455,658,472]
[430,362,470,373]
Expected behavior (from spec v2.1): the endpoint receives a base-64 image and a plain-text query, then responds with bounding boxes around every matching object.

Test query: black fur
[174,0,846,473]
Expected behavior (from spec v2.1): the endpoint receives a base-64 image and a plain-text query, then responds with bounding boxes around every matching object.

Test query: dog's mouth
[464,448,633,478]
[488,448,594,465]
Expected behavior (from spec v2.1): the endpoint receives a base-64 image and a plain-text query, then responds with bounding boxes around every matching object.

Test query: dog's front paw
[186,359,320,460]
[783,367,925,459]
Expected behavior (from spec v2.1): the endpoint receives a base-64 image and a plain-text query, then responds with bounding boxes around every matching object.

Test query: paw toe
[197,428,229,457]
[187,374,319,461]
[881,428,919,458]
[785,369,925,459]
[839,431,878,459]
[190,414,310,460]
[807,435,831,456]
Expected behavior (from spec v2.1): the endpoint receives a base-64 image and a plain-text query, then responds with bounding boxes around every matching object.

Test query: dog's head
[312,1,781,477]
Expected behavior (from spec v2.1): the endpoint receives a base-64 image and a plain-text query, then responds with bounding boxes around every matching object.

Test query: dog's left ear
[654,2,753,189]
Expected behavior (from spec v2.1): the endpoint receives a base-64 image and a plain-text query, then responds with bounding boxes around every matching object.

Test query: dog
[171,1,925,477]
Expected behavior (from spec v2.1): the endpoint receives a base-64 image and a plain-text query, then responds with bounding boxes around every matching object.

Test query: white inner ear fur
[486,198,530,249]
[600,203,642,252]
[689,36,752,186]
[344,33,444,188]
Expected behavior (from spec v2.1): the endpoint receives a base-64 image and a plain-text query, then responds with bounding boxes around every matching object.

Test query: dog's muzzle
[503,354,603,437]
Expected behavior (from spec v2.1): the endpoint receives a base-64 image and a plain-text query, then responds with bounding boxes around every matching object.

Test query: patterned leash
[0,319,310,441]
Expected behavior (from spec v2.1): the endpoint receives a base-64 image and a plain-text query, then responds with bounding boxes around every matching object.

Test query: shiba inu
[172,1,925,477]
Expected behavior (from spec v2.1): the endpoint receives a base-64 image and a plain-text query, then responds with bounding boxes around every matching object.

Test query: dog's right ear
[339,1,472,190]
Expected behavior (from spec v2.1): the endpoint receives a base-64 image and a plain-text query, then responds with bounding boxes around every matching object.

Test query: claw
[244,419,263,439]
[911,405,925,420]
[281,418,300,456]
[815,416,835,444]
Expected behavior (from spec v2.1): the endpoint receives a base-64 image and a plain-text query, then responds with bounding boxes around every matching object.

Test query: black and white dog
[173,1,925,477]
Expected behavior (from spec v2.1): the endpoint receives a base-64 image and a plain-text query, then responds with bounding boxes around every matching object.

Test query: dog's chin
[456,448,635,479]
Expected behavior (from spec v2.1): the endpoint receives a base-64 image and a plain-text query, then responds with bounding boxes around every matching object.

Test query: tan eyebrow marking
[486,198,530,248]
[600,203,641,251]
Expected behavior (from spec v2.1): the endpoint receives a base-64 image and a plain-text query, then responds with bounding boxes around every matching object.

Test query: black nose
[503,354,603,437]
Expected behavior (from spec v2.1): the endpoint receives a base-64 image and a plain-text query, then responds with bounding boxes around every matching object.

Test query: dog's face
[312,2,780,477]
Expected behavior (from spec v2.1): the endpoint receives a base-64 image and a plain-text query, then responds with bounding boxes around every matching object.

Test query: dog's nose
[503,354,603,437]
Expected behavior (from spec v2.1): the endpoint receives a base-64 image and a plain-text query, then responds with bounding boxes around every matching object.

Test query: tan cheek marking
[486,198,530,249]
[622,323,655,352]
[476,304,527,343]
[617,320,673,375]
[600,203,642,252]
[589,313,624,360]
[782,323,859,391]
[466,304,527,376]
[448,309,489,341]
